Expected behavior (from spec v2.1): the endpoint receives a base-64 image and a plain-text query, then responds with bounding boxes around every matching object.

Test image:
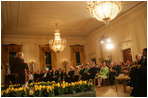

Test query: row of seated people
[96,54,146,88]
[33,51,146,90]
[105,48,147,97]
[33,61,122,87]
[34,62,100,83]
[34,68,64,83]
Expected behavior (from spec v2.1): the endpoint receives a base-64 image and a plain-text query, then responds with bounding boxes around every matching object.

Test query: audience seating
[102,71,110,86]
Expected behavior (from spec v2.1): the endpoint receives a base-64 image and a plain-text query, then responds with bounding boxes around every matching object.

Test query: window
[39,45,57,71]
[75,52,81,66]
[70,45,85,67]
[9,52,16,66]
[45,52,52,70]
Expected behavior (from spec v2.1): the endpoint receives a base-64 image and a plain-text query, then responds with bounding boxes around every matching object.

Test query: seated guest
[97,62,109,88]
[62,70,67,81]
[79,64,85,76]
[119,61,125,67]
[51,68,59,82]
[88,62,98,80]
[58,68,64,82]
[74,66,80,82]
[122,60,131,74]
[34,70,40,82]
[131,61,135,66]
[95,64,101,72]
[81,64,90,80]
[39,70,49,82]
[28,72,34,83]
[125,60,131,67]
[34,70,44,82]
[46,69,52,82]
[109,61,117,85]
[10,52,29,86]
[134,53,143,66]
[65,66,75,82]
[114,60,121,76]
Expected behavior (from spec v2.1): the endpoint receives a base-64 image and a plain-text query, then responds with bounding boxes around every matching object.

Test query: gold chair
[102,71,110,86]
[93,70,110,87]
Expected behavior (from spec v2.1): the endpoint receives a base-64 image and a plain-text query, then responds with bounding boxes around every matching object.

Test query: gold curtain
[39,45,57,71]
[2,44,22,65]
[70,45,85,67]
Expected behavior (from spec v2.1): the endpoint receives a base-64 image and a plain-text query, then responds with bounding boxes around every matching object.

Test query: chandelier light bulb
[87,1,123,24]
[100,40,104,44]
[107,39,111,43]
[106,43,114,50]
[49,24,66,52]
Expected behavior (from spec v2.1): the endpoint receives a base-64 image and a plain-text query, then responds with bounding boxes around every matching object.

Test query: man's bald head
[16,52,24,59]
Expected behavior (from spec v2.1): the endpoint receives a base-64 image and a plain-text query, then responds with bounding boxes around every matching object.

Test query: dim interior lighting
[107,39,110,42]
[106,43,114,50]
[100,40,104,44]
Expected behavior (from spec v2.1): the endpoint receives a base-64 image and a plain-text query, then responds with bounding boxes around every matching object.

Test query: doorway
[122,48,132,63]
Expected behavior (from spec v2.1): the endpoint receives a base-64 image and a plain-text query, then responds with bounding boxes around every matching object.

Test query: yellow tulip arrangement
[1,80,94,97]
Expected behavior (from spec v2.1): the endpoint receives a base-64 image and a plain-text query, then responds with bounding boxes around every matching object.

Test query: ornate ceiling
[1,1,143,37]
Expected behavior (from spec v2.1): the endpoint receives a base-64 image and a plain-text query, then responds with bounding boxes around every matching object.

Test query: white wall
[85,2,147,65]
[3,35,86,72]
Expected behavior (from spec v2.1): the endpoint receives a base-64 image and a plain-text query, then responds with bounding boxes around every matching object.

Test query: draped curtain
[2,44,22,66]
[39,45,57,71]
[2,44,22,84]
[2,44,22,79]
[70,45,85,67]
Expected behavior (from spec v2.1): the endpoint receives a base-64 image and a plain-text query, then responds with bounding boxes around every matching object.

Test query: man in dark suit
[47,69,52,82]
[39,70,50,82]
[114,60,121,76]
[34,70,46,82]
[109,61,117,85]
[51,68,59,82]
[79,64,85,75]
[88,63,98,80]
[65,66,75,82]
[81,64,90,80]
[74,66,80,82]
[58,68,64,82]
[131,48,147,97]
[137,48,147,97]
[11,52,29,85]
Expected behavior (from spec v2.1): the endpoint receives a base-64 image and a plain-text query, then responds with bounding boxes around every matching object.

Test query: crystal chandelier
[49,24,66,52]
[87,1,122,24]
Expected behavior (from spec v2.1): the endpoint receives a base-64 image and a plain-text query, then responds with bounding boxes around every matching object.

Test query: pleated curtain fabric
[39,45,57,71]
[70,45,85,67]
[2,44,22,69]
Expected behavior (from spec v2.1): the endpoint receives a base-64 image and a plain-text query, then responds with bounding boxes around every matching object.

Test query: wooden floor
[95,84,132,97]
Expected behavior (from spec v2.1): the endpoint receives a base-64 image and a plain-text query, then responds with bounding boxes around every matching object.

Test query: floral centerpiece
[1,80,94,97]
